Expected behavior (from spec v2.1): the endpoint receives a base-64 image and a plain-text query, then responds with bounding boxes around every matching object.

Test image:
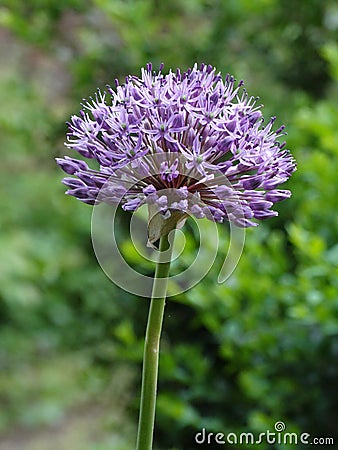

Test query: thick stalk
[136,233,174,450]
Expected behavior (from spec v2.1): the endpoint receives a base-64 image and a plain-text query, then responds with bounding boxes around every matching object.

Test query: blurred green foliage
[0,0,337,449]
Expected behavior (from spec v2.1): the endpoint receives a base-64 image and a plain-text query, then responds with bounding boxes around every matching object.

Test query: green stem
[136,233,174,450]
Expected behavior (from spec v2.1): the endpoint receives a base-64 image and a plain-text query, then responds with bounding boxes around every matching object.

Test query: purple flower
[57,63,296,227]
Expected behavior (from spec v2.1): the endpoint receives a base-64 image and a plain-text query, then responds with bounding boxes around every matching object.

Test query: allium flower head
[57,63,296,230]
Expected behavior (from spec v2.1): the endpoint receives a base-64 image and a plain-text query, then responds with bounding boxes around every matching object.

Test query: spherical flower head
[57,63,296,234]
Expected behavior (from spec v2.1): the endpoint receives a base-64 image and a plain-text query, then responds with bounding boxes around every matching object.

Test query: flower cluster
[57,63,296,227]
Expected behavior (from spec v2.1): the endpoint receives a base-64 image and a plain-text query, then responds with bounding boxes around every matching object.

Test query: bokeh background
[0,1,337,449]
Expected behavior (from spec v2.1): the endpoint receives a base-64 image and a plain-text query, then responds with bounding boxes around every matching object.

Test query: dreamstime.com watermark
[195,421,335,446]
